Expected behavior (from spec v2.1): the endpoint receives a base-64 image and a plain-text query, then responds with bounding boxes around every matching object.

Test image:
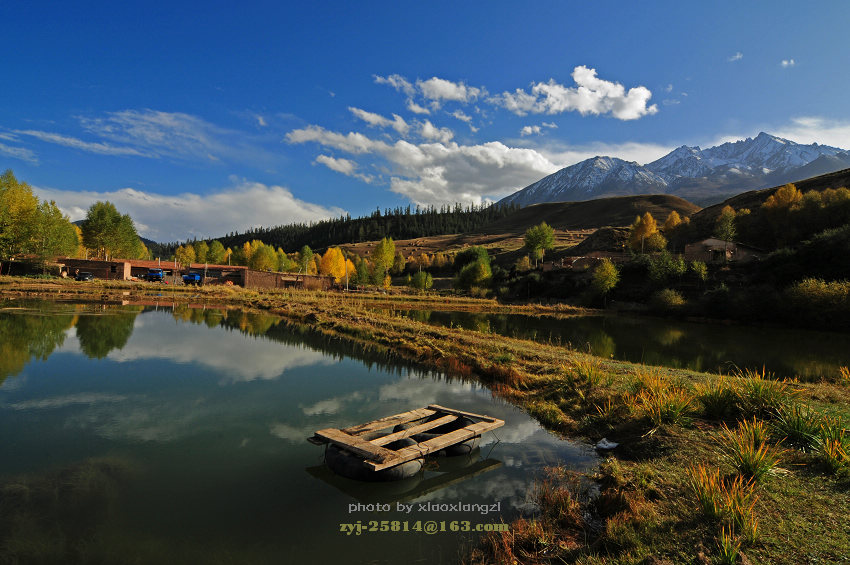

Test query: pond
[391,310,850,381]
[0,300,595,565]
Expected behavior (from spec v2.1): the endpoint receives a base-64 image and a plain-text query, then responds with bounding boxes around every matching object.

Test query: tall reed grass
[718,418,782,482]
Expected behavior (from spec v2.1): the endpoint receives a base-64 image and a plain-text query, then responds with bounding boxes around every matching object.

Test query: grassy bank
[2,279,848,564]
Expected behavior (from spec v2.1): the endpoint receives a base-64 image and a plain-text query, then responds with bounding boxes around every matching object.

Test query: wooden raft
[309,404,504,472]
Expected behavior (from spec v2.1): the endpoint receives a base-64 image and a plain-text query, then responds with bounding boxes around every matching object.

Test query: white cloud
[728,52,743,62]
[665,83,673,92]
[418,120,454,143]
[315,154,374,183]
[773,116,850,150]
[77,109,275,164]
[256,115,267,127]
[314,154,357,175]
[287,125,559,205]
[663,99,681,106]
[32,179,346,241]
[406,99,431,115]
[14,129,148,157]
[0,141,38,164]
[348,107,409,136]
[416,77,483,109]
[781,59,796,67]
[492,65,658,120]
[349,106,392,128]
[450,110,473,123]
[520,122,558,136]
[286,125,380,154]
[374,73,415,96]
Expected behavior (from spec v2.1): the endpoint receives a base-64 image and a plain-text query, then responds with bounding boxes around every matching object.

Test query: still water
[0,301,595,564]
[392,310,850,381]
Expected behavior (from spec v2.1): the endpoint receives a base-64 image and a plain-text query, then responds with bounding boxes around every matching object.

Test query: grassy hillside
[693,166,850,225]
[480,194,701,234]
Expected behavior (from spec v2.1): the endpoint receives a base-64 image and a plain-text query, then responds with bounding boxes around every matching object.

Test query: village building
[683,238,764,263]
[53,257,333,290]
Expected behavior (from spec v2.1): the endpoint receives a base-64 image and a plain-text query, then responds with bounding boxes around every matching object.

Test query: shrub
[647,250,687,283]
[734,367,794,419]
[717,524,741,565]
[690,260,708,282]
[784,278,850,329]
[718,418,782,482]
[650,288,685,310]
[772,403,820,451]
[696,377,738,420]
[839,366,850,386]
[409,270,433,291]
[818,416,849,474]
[627,368,695,427]
[686,464,724,519]
[687,465,759,545]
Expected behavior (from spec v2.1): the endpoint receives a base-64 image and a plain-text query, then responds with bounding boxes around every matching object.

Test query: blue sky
[2,1,849,242]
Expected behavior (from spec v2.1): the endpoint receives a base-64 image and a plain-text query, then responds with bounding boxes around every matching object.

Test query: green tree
[298,245,314,273]
[713,205,737,261]
[591,258,619,305]
[372,237,395,274]
[354,259,370,286]
[391,251,406,275]
[251,243,277,271]
[453,246,490,271]
[193,240,209,264]
[207,240,226,264]
[277,248,295,272]
[0,169,39,261]
[33,200,79,266]
[76,310,139,359]
[454,258,491,291]
[81,201,145,259]
[175,245,196,268]
[410,270,434,291]
[524,222,555,267]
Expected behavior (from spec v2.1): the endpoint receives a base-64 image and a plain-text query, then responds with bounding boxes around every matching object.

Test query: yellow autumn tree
[319,247,347,282]
[663,210,682,232]
[628,212,666,253]
[763,183,802,210]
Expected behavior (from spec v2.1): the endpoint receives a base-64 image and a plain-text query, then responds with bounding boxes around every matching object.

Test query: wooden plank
[342,407,436,436]
[367,419,504,471]
[427,404,498,422]
[314,428,398,462]
[371,415,457,446]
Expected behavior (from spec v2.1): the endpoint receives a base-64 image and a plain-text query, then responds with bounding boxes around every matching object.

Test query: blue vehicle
[142,268,164,282]
[182,272,203,285]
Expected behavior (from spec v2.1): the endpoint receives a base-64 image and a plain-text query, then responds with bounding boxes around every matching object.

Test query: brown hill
[342,195,700,268]
[691,167,850,226]
[481,194,701,234]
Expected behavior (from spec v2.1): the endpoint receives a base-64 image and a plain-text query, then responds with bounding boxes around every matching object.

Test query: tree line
[152,202,518,258]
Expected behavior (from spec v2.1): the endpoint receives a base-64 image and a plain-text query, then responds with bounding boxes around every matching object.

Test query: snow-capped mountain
[500,156,668,207]
[499,133,849,207]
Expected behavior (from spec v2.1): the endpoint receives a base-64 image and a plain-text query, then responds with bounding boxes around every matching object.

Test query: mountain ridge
[499,133,848,207]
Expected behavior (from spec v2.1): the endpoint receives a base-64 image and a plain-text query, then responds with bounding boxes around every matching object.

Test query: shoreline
[2,278,849,564]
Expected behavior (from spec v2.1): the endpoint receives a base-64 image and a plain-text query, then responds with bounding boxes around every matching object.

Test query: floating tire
[325,437,423,482]
[394,415,480,456]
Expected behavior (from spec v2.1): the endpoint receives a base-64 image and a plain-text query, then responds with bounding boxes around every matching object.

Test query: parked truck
[142,268,164,282]
[182,272,203,285]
